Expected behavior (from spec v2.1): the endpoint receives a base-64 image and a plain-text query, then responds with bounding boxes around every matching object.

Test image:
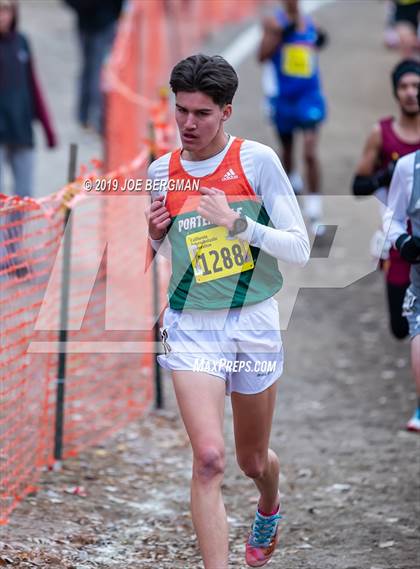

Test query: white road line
[222,0,337,68]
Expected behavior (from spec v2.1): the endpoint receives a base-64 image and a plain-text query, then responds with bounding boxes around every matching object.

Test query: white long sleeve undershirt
[383,152,415,244]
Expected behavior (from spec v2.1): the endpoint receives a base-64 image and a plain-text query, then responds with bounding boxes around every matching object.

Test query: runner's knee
[237,453,267,480]
[193,445,225,482]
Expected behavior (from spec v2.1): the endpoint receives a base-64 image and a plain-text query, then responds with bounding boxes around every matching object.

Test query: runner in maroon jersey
[352,59,420,339]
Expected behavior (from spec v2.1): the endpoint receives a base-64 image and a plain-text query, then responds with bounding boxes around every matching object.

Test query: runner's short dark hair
[391,59,420,94]
[170,54,238,106]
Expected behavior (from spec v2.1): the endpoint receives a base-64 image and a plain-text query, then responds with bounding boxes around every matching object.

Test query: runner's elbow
[292,240,310,266]
[298,247,310,267]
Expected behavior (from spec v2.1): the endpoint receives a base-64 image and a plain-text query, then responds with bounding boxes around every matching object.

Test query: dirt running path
[1,1,419,568]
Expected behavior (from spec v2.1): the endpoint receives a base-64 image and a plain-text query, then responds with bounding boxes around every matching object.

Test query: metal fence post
[54,143,78,468]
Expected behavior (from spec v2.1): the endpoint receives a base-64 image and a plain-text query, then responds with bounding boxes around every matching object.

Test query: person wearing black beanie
[392,59,420,96]
[352,60,420,341]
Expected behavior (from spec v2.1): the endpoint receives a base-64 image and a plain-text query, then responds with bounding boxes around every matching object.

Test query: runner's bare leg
[172,371,229,569]
[232,382,280,513]
[302,129,321,194]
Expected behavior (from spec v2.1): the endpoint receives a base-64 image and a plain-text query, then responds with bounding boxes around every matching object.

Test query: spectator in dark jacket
[0,0,56,198]
[63,0,124,134]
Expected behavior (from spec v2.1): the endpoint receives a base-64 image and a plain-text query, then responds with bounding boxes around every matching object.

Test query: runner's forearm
[241,217,310,266]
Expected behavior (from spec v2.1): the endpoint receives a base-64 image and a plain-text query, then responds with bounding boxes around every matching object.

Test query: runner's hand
[145,195,171,240]
[396,233,420,264]
[198,187,239,231]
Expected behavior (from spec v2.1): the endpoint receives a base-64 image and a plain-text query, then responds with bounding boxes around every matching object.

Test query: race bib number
[186,226,254,284]
[282,45,313,78]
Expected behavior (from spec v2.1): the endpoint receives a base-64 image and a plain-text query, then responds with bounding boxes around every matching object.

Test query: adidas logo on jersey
[221,168,239,181]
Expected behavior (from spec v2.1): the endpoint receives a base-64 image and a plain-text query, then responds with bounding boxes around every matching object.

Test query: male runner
[384,87,420,432]
[146,54,309,568]
[258,0,328,235]
[352,59,420,340]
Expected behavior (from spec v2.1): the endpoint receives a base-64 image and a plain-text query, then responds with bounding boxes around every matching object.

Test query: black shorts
[394,1,419,30]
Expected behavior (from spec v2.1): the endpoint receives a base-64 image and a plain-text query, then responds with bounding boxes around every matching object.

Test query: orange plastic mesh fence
[0,155,154,524]
[0,194,62,523]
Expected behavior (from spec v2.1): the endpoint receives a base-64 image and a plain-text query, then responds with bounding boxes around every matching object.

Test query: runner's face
[0,6,13,33]
[396,73,420,116]
[175,91,231,153]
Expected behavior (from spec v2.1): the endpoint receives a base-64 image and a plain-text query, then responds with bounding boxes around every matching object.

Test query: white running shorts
[158,297,283,395]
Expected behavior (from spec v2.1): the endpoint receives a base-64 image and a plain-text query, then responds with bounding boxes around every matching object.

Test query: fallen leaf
[379,541,394,549]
